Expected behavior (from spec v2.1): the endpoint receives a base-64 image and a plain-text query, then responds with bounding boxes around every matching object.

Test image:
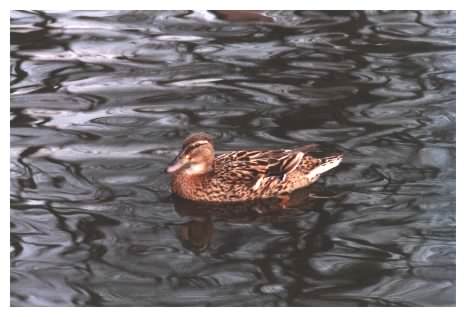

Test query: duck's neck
[171,170,212,200]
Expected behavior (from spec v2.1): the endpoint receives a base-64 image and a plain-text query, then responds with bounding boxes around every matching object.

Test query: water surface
[10,10,456,306]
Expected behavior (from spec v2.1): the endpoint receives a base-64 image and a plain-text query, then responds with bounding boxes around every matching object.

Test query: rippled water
[10,10,456,306]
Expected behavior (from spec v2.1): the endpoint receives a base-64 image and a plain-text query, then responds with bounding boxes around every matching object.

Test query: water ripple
[11,10,455,306]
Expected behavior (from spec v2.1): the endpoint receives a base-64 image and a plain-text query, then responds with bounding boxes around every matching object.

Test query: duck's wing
[215,148,313,189]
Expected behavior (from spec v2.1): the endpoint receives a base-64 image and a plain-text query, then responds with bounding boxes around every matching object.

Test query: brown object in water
[213,10,273,22]
[166,132,343,202]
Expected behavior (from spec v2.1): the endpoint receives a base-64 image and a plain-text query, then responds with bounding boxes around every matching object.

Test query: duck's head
[166,132,215,175]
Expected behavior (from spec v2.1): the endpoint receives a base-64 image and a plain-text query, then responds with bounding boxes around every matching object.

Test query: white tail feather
[307,156,342,180]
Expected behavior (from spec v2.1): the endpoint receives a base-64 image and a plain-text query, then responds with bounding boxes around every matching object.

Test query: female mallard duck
[166,132,342,203]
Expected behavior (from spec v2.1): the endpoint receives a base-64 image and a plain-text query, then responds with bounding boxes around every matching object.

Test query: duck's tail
[306,153,343,181]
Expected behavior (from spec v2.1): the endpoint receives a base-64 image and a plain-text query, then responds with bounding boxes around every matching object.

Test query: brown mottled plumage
[166,132,343,203]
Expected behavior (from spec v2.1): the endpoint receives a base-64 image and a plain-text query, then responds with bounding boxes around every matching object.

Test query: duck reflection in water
[172,185,336,253]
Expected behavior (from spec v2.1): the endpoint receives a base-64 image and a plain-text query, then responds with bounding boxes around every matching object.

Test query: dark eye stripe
[182,141,208,154]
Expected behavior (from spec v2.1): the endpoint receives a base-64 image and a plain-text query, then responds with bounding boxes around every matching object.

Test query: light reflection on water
[10,10,455,306]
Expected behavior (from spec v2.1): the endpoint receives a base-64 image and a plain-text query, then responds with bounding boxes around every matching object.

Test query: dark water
[10,10,456,306]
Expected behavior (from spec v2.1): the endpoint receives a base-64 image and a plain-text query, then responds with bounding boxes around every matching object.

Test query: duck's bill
[165,160,185,173]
